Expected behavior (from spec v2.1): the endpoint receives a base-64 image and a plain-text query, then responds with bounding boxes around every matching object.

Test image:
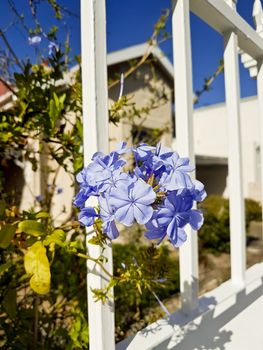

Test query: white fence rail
[80,1,114,349]
[80,0,263,349]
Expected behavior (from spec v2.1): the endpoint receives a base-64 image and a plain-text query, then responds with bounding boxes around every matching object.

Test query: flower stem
[76,252,113,279]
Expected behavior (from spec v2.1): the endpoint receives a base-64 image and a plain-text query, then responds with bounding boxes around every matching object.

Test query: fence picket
[172,0,199,313]
[224,29,246,285]
[80,1,115,349]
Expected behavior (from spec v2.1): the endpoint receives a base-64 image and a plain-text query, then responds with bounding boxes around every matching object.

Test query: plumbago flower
[74,142,206,247]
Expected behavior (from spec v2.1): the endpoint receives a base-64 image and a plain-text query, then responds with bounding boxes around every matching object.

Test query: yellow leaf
[24,241,51,295]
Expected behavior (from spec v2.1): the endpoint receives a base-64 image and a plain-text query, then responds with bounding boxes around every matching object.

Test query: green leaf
[53,92,60,108]
[35,212,50,219]
[59,93,66,105]
[24,241,51,295]
[0,199,6,217]
[88,237,100,245]
[68,309,89,349]
[43,229,65,247]
[0,224,16,248]
[3,289,16,318]
[49,99,57,127]
[18,220,45,237]
[0,261,13,274]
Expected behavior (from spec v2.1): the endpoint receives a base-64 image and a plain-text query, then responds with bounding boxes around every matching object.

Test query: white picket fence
[80,0,263,349]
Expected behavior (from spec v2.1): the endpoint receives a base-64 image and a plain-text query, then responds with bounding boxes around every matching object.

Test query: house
[194,96,261,201]
[107,43,174,150]
[0,43,261,226]
[106,44,262,203]
[0,43,175,225]
[106,43,262,203]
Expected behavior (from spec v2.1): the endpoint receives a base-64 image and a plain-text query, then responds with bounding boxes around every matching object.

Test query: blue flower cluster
[28,35,59,56]
[74,142,206,247]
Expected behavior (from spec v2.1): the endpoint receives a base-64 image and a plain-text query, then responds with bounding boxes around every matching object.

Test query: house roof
[0,43,174,106]
[107,43,174,82]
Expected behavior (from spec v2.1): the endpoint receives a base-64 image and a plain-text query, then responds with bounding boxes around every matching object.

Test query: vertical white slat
[254,0,263,233]
[224,0,237,10]
[257,59,263,230]
[80,1,115,350]
[223,30,246,285]
[172,0,198,313]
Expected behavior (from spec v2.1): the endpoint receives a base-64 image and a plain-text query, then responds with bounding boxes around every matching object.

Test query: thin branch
[108,11,170,90]
[194,60,224,104]
[76,252,114,279]
[0,30,24,70]
[7,0,30,33]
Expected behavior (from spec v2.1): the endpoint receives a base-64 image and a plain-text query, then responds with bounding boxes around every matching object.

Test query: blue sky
[0,0,257,108]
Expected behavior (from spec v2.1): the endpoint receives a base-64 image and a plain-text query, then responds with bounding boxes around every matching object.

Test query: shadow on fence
[117,277,263,350]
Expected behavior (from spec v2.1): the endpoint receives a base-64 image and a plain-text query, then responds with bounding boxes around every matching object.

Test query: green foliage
[0,224,16,248]
[0,3,181,348]
[0,53,83,175]
[198,195,262,254]
[245,198,262,228]
[198,195,230,254]
[113,243,179,340]
[18,220,46,237]
[68,309,89,349]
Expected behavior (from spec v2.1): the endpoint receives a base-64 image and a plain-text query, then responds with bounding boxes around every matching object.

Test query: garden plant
[0,1,243,348]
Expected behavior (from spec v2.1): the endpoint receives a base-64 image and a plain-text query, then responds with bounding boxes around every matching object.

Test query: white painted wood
[224,0,237,10]
[190,0,263,60]
[80,1,115,349]
[256,59,263,233]
[239,0,263,78]
[116,262,263,350]
[253,0,263,33]
[172,0,198,313]
[223,31,246,285]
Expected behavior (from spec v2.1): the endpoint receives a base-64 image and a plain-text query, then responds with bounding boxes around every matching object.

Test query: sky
[0,0,258,108]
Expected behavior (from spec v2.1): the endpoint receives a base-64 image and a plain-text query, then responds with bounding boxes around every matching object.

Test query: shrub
[113,243,179,340]
[245,198,262,228]
[198,195,262,254]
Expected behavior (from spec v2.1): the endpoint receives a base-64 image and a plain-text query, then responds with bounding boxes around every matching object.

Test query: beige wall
[108,63,173,151]
[19,63,174,225]
[193,96,261,201]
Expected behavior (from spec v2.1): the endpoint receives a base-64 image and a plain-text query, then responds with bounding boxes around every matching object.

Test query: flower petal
[134,203,154,225]
[115,204,134,226]
[133,179,156,204]
[171,228,187,247]
[188,210,204,230]
[102,220,119,240]
[78,207,98,227]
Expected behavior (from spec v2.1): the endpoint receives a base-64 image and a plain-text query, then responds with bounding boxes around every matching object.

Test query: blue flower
[144,219,167,245]
[48,41,59,55]
[145,191,203,247]
[133,143,155,162]
[114,141,130,155]
[78,207,98,227]
[74,142,206,248]
[149,143,174,174]
[28,35,41,45]
[85,152,126,188]
[99,195,119,239]
[159,153,194,191]
[57,187,63,194]
[35,195,44,202]
[98,171,133,193]
[73,186,97,208]
[190,180,207,202]
[109,179,156,226]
